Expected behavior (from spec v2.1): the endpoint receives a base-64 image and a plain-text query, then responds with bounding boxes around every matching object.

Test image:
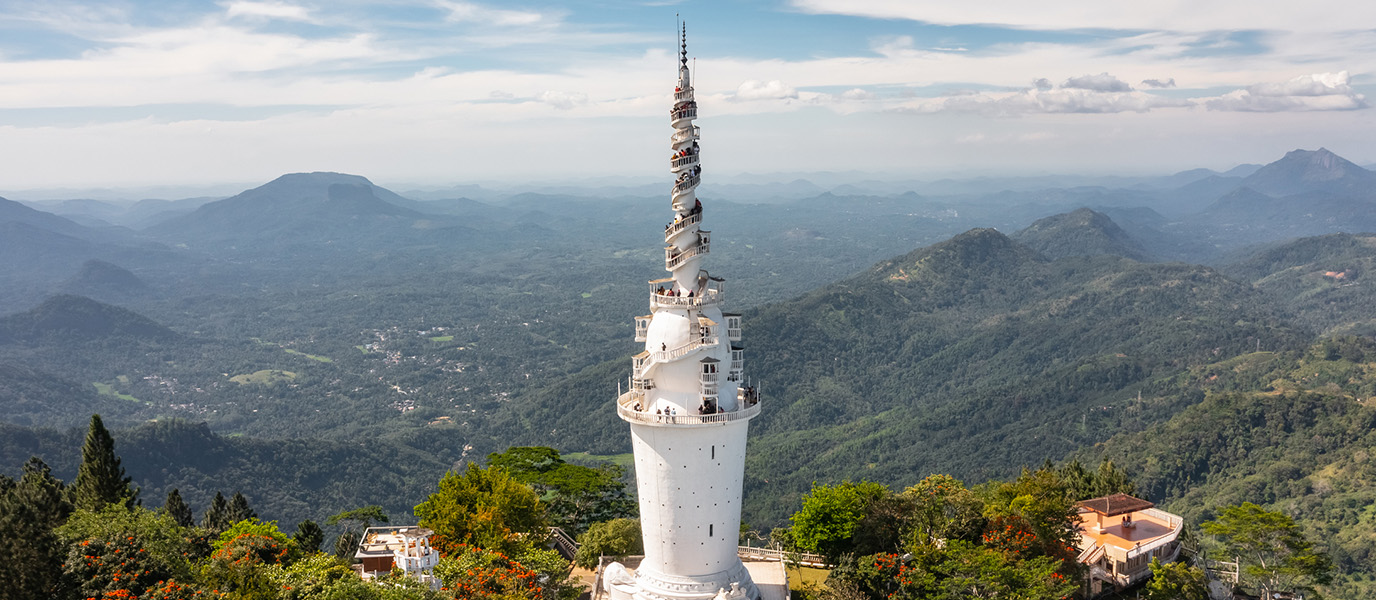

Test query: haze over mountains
[4,147,1376,595]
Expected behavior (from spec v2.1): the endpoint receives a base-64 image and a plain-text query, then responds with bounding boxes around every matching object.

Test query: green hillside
[1087,336,1376,598]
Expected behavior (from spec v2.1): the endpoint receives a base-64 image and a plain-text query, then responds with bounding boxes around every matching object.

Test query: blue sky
[1,0,1373,190]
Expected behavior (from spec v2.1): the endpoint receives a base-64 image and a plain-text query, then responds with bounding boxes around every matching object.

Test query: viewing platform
[671,153,699,170]
[671,126,700,146]
[665,232,709,270]
[675,87,693,102]
[647,277,723,309]
[664,211,702,242]
[672,174,700,197]
[615,389,760,427]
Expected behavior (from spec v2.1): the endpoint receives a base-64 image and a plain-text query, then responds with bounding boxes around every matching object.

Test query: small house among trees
[1075,493,1184,596]
[355,526,440,588]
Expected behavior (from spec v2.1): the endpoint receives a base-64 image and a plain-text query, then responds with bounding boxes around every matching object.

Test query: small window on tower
[709,524,713,537]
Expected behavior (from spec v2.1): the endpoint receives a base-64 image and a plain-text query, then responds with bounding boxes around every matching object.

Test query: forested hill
[500,227,1309,523]
[1011,207,1151,261]
[0,294,177,343]
[0,418,451,532]
[1221,232,1376,335]
[1084,336,1376,598]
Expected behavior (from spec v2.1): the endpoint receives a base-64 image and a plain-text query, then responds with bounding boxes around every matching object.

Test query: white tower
[605,26,761,600]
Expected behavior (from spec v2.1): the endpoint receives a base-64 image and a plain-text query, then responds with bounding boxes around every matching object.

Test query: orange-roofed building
[1075,493,1184,597]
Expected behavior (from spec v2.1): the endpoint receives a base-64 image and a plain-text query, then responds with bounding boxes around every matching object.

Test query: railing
[634,333,719,377]
[666,235,710,270]
[731,358,743,372]
[671,107,698,121]
[664,211,702,241]
[672,174,700,196]
[549,527,579,561]
[616,391,761,426]
[671,126,701,145]
[700,371,719,398]
[735,546,829,567]
[671,154,699,169]
[675,88,693,102]
[650,288,722,309]
[634,316,651,342]
[727,327,741,341]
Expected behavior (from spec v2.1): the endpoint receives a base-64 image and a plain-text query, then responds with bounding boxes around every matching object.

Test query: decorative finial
[680,23,688,67]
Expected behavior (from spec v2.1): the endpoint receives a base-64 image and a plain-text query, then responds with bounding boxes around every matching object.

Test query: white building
[356,526,441,589]
[603,26,762,600]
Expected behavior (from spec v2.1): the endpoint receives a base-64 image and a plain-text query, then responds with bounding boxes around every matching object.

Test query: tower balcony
[615,390,761,427]
[664,211,702,242]
[632,327,719,378]
[675,87,694,102]
[730,347,744,374]
[670,126,700,146]
[670,105,698,121]
[665,232,710,271]
[670,153,699,171]
[634,315,652,342]
[648,276,723,309]
[724,314,742,341]
[672,174,700,198]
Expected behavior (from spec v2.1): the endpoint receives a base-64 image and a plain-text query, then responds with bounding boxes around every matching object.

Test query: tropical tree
[1201,502,1332,597]
[790,480,890,561]
[901,474,984,549]
[415,463,547,556]
[488,447,635,533]
[1143,558,1209,600]
[71,414,138,511]
[574,518,643,569]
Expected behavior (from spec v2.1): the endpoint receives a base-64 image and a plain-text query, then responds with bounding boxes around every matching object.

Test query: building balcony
[648,277,723,309]
[672,174,700,197]
[725,314,742,341]
[665,233,710,270]
[671,126,701,146]
[675,87,693,102]
[671,153,699,170]
[664,211,702,242]
[670,106,698,121]
[615,390,760,427]
[634,315,651,342]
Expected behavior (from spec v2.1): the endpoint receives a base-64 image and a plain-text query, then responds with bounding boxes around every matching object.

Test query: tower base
[602,560,760,600]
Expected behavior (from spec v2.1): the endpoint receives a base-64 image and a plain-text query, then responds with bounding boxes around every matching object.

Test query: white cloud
[223,1,314,23]
[439,1,547,27]
[1140,78,1176,88]
[789,0,1376,34]
[1202,71,1368,112]
[732,80,799,101]
[899,87,1191,116]
[537,90,589,110]
[839,88,874,101]
[1063,73,1132,92]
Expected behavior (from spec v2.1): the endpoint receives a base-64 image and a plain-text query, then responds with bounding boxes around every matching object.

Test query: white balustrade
[616,391,761,426]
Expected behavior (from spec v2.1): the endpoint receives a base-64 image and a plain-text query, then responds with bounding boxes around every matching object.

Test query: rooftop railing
[616,391,760,426]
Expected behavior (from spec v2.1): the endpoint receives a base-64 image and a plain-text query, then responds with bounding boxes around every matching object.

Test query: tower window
[711,445,715,459]
[709,524,713,537]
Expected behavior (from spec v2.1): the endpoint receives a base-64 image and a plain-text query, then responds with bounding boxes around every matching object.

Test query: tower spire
[599,26,761,600]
